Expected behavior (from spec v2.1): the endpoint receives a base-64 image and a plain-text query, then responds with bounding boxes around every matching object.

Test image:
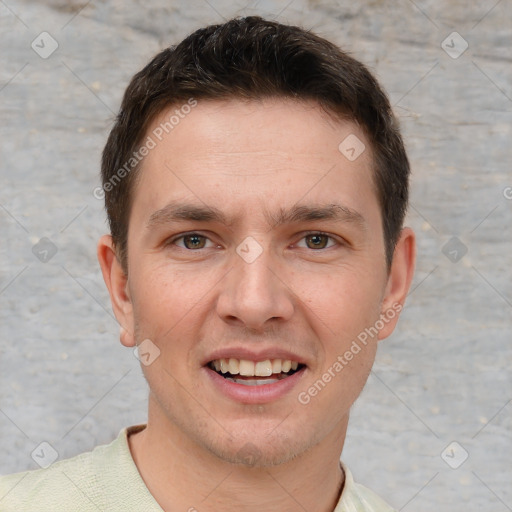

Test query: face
[100,98,414,467]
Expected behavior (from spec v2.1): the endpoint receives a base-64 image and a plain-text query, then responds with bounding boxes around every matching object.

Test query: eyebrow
[146,200,367,231]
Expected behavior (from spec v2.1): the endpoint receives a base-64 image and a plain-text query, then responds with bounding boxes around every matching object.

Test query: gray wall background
[1,0,511,510]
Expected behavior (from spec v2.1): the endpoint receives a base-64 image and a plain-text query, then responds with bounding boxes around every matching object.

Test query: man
[0,16,415,511]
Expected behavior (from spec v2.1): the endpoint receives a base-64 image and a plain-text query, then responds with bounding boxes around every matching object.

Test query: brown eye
[170,233,213,250]
[182,234,206,249]
[303,233,335,250]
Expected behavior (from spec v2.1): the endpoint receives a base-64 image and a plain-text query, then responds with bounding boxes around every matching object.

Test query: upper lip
[203,347,307,367]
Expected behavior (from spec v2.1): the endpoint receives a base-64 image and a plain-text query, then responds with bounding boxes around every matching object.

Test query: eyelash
[166,231,341,251]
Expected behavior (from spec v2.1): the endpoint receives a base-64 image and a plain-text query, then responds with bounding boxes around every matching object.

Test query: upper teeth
[211,358,299,377]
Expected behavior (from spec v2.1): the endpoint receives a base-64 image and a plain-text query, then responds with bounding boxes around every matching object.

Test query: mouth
[208,358,306,386]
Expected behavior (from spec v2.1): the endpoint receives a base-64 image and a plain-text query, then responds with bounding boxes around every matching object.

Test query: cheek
[291,266,383,403]
[131,263,207,333]
[297,337,377,435]
[291,264,383,335]
[130,267,202,386]
[129,262,220,382]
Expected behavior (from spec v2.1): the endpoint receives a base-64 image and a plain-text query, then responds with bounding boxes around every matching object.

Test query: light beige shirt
[0,424,395,511]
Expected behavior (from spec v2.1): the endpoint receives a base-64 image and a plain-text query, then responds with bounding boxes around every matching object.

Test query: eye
[166,231,341,251]
[169,233,216,250]
[296,232,339,250]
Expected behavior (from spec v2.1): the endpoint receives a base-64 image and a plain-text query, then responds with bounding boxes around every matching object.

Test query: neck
[129,398,348,512]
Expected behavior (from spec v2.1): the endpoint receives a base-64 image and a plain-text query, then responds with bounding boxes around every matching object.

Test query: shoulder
[0,448,97,510]
[0,424,155,512]
[335,462,396,512]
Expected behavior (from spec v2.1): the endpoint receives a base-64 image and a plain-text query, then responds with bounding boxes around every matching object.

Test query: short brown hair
[101,16,409,271]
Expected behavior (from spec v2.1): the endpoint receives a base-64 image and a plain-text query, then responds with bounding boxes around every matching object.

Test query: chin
[203,428,314,468]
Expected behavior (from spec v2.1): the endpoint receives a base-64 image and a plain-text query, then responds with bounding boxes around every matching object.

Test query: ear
[378,227,416,340]
[97,234,135,347]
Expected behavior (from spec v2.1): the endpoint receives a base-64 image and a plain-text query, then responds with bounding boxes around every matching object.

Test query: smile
[208,358,303,385]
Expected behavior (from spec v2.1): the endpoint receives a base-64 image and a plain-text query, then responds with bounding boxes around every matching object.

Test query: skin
[98,98,415,511]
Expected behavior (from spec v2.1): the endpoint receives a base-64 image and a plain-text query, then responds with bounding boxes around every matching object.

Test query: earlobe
[378,227,416,340]
[97,234,136,347]
[120,325,135,348]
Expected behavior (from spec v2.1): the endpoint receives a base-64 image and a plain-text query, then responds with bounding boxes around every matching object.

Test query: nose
[215,242,295,331]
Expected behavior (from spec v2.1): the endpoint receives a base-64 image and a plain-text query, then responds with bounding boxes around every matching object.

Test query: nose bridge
[236,242,276,296]
[217,237,294,328]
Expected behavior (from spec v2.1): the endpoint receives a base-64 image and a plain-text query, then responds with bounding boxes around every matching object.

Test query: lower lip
[203,366,306,404]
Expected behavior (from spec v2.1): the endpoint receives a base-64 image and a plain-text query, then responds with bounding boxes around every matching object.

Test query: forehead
[146,97,367,163]
[130,97,379,228]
